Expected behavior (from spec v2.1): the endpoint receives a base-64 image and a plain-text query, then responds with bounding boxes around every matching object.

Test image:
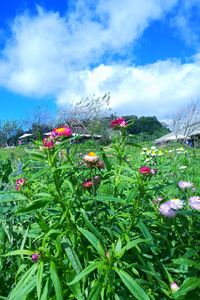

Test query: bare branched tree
[169,101,200,138]
[57,93,111,124]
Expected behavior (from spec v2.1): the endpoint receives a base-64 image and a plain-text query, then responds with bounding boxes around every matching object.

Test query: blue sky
[0,0,200,121]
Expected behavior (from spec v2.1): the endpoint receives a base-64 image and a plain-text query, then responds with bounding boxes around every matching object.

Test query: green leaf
[62,238,83,274]
[37,261,44,300]
[3,250,33,257]
[8,264,37,300]
[115,269,150,300]
[96,195,125,204]
[68,261,103,286]
[40,279,50,300]
[50,261,63,300]
[173,277,200,298]
[137,221,157,255]
[78,227,105,257]
[88,278,104,300]
[66,272,84,300]
[80,209,105,242]
[16,200,50,213]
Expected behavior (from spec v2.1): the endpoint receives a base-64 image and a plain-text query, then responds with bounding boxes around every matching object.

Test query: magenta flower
[31,253,40,263]
[189,196,200,210]
[139,166,151,175]
[51,127,72,138]
[170,282,180,292]
[110,117,127,129]
[15,178,27,191]
[42,137,54,148]
[178,181,194,189]
[159,202,177,218]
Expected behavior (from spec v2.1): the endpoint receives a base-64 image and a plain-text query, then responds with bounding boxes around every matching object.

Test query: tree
[0,120,23,146]
[23,105,53,136]
[169,101,200,138]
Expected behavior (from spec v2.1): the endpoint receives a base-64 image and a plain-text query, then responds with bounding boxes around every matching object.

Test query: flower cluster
[110,117,127,129]
[159,199,184,218]
[16,178,27,191]
[51,127,72,138]
[178,181,194,189]
[42,127,72,149]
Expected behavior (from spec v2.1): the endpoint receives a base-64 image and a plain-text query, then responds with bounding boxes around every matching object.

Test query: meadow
[0,119,200,300]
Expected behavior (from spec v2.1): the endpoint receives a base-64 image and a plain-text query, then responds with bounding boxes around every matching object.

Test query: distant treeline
[0,115,169,147]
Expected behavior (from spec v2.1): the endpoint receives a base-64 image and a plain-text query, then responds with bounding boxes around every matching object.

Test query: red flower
[16,178,27,191]
[42,137,54,148]
[139,166,151,175]
[31,253,40,263]
[51,127,72,138]
[82,180,93,189]
[110,117,127,129]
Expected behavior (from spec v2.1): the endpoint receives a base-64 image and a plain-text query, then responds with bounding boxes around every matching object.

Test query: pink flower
[31,253,40,263]
[159,202,177,218]
[150,168,157,175]
[110,117,127,129]
[139,166,151,175]
[51,127,72,138]
[178,181,194,189]
[189,196,200,210]
[42,137,54,148]
[170,282,179,292]
[95,160,105,169]
[82,180,93,189]
[15,178,27,191]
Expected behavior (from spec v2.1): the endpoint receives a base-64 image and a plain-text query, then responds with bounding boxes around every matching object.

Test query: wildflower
[159,202,177,218]
[169,199,184,210]
[139,166,151,175]
[83,152,99,164]
[151,146,157,150]
[18,140,22,145]
[82,179,93,189]
[150,168,157,175]
[178,181,193,189]
[42,137,54,148]
[170,282,180,292]
[189,196,200,210]
[15,178,27,191]
[31,253,40,263]
[110,117,127,129]
[95,160,104,169]
[51,127,72,138]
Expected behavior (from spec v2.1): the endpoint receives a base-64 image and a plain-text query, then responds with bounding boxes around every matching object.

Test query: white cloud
[172,0,200,47]
[1,0,199,118]
[57,58,200,117]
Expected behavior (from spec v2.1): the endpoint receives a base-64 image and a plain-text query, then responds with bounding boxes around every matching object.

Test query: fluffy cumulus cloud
[57,59,200,116]
[1,0,200,117]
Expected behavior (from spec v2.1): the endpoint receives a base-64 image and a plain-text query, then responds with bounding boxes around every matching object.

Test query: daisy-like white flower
[159,202,177,218]
[83,152,99,164]
[169,199,184,210]
[189,196,200,210]
[178,181,193,189]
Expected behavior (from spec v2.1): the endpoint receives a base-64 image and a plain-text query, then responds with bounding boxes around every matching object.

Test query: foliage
[0,122,200,299]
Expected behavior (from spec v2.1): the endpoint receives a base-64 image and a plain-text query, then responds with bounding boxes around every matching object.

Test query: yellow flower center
[88,152,97,156]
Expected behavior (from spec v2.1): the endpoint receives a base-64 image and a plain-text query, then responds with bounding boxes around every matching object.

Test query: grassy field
[0,133,200,299]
